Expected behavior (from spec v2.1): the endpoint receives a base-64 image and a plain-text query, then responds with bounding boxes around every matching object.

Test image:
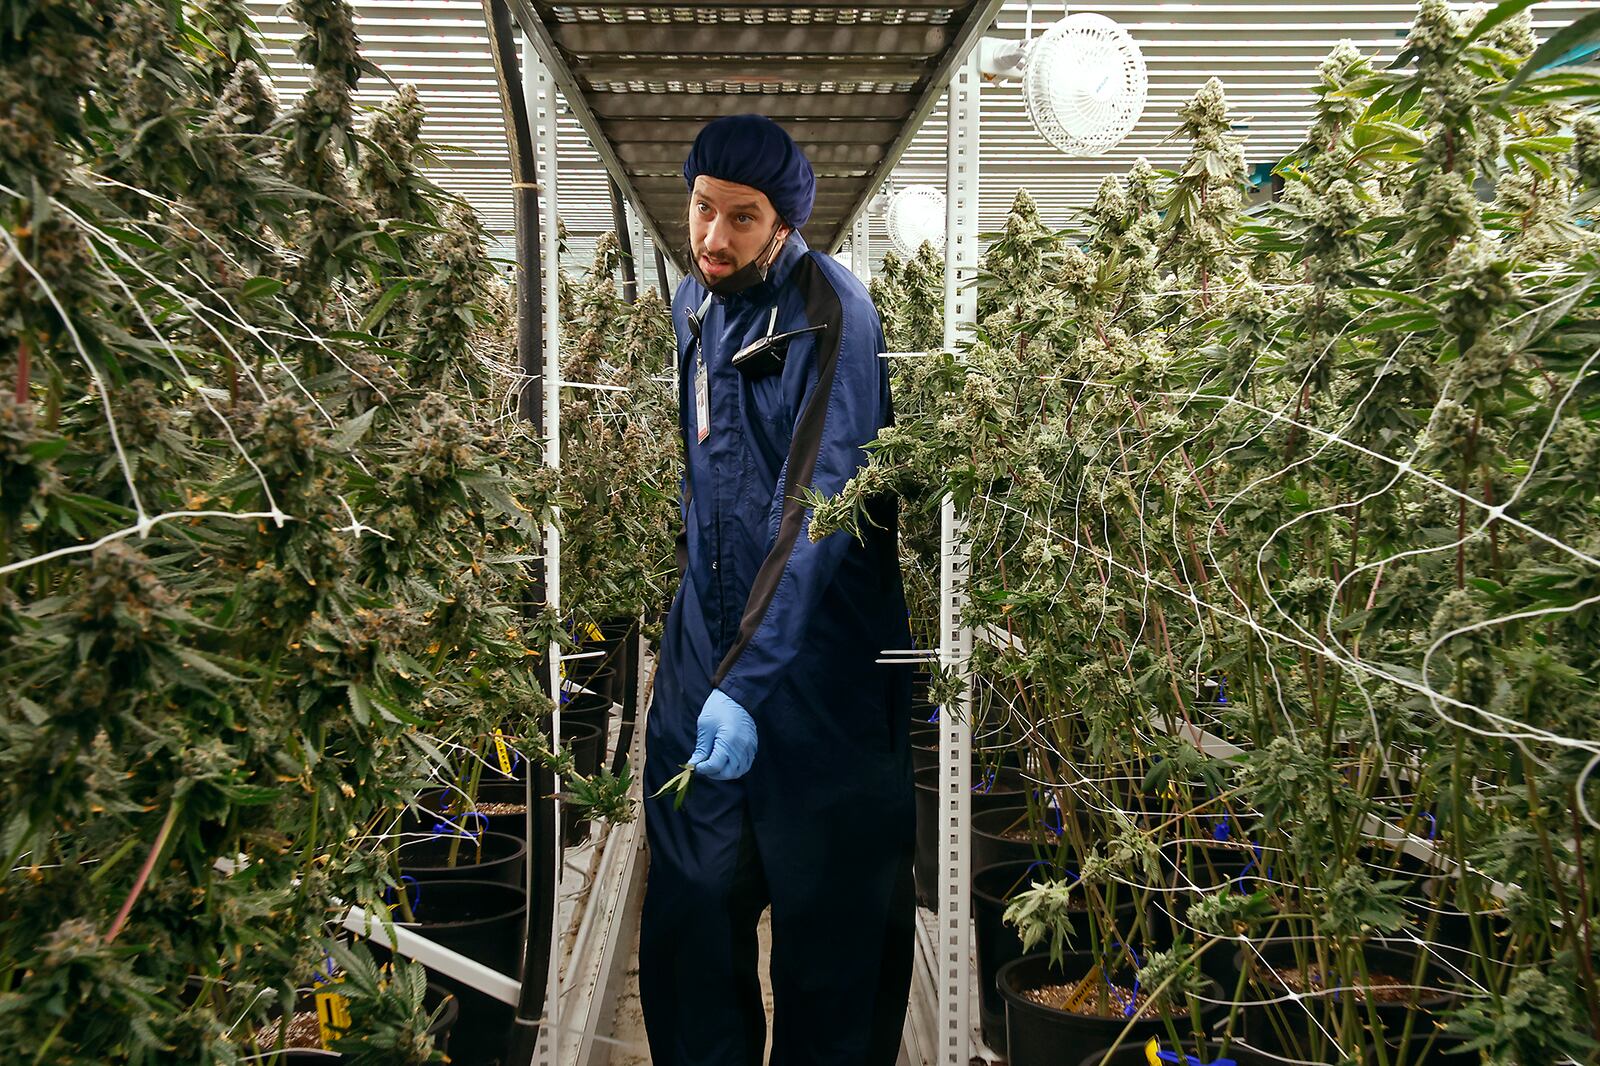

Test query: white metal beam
[937,46,980,1066]
[523,41,565,1066]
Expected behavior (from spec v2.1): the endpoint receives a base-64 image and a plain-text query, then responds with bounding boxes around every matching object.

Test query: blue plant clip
[1114,942,1144,1017]
[1157,1053,1236,1066]
[1212,817,1231,843]
[385,875,422,915]
[1421,812,1438,840]
[431,808,487,840]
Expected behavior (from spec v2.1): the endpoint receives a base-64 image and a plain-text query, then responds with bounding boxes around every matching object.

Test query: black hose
[609,618,641,779]
[610,179,637,304]
[479,3,556,1062]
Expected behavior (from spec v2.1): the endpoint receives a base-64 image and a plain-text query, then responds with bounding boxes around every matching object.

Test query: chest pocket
[741,330,814,440]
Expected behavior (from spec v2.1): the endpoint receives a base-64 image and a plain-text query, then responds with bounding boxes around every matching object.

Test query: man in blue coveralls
[638,114,915,1065]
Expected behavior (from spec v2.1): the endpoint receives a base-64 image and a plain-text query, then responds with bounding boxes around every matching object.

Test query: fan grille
[886,185,946,257]
[1025,13,1147,157]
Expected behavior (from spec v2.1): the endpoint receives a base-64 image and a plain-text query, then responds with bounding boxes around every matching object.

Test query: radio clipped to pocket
[731,305,827,378]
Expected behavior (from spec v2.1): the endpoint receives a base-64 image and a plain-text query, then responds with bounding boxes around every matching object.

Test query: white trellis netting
[1025,12,1148,157]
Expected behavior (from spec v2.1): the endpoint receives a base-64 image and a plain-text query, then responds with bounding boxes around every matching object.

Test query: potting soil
[474,801,526,815]
[999,826,1061,844]
[254,1011,325,1050]
[1023,981,1149,1018]
[1269,966,1414,1003]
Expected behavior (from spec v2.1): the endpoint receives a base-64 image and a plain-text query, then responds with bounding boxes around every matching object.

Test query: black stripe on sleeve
[711,256,845,690]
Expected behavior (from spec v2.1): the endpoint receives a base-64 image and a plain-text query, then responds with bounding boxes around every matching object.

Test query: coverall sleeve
[710,274,888,712]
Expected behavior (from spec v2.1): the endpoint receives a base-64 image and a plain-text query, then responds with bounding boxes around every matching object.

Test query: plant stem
[1572,798,1600,1038]
[105,797,183,944]
[15,332,30,404]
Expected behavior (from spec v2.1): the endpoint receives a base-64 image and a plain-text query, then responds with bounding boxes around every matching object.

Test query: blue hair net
[683,114,817,229]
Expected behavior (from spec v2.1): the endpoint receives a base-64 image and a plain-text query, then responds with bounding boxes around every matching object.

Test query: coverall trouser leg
[639,793,914,1066]
[639,801,770,1066]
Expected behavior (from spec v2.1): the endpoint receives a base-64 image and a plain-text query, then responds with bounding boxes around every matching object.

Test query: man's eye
[737,214,753,224]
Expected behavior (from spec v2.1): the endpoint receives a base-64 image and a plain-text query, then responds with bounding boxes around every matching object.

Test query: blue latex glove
[689,689,757,781]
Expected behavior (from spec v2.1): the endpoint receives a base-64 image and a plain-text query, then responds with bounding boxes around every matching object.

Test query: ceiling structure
[503,0,1006,259]
[250,1,1598,270]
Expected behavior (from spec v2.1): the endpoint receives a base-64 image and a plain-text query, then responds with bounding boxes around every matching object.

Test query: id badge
[694,356,710,443]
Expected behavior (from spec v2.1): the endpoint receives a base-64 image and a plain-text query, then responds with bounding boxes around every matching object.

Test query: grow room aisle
[601,893,995,1065]
[603,907,775,1064]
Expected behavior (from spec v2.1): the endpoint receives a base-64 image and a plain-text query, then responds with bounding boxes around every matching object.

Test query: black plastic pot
[398,829,526,888]
[559,719,603,846]
[910,735,1025,774]
[426,781,531,842]
[972,859,1089,1053]
[1161,839,1262,893]
[1369,848,1511,953]
[1151,839,1264,973]
[564,617,627,698]
[376,880,525,1066]
[999,952,1225,1066]
[1228,939,1460,1063]
[266,979,459,1061]
[913,765,1032,910]
[910,668,933,713]
[1078,1037,1279,1066]
[972,806,1068,875]
[549,692,611,768]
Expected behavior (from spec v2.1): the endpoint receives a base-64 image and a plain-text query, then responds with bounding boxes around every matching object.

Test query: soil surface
[999,826,1061,844]
[256,1010,325,1050]
[475,802,526,815]
[1270,965,1414,1003]
[1023,980,1150,1018]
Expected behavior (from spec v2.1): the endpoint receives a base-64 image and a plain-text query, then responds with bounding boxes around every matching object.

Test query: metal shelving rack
[935,47,981,1066]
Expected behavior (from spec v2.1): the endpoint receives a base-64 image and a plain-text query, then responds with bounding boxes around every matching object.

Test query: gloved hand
[688,689,757,781]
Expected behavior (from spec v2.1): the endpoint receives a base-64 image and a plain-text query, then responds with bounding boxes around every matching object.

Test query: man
[639,114,915,1066]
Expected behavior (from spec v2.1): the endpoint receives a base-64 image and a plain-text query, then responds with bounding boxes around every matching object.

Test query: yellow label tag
[314,979,351,1047]
[582,621,604,642]
[493,730,513,775]
[1061,963,1104,1013]
[1145,1039,1164,1066]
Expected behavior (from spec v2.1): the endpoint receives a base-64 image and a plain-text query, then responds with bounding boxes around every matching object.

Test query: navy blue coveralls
[639,232,915,1066]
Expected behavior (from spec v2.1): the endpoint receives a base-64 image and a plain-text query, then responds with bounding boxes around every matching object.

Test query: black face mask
[689,225,785,297]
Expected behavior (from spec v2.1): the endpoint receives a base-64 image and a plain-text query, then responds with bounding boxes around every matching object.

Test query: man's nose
[702,219,730,252]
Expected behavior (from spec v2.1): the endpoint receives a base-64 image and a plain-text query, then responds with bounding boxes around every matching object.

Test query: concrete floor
[607,908,776,1065]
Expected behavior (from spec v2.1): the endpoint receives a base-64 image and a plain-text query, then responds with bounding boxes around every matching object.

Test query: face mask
[690,225,785,297]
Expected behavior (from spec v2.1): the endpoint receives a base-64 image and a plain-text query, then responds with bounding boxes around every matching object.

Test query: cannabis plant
[0,3,623,1061]
[825,3,1600,1061]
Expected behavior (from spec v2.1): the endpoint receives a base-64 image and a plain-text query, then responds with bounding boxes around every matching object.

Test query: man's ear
[768,225,792,265]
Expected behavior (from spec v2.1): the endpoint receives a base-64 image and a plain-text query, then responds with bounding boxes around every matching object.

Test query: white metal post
[626,200,649,289]
[938,48,979,1066]
[525,44,563,1066]
[853,211,872,283]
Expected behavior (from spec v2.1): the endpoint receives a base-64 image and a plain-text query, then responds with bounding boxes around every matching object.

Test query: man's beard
[689,226,784,297]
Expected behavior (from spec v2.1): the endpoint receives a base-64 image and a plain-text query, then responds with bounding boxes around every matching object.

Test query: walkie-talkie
[731,305,826,378]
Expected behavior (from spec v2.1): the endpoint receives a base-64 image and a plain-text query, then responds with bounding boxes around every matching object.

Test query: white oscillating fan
[992,11,1147,157]
[884,184,946,257]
